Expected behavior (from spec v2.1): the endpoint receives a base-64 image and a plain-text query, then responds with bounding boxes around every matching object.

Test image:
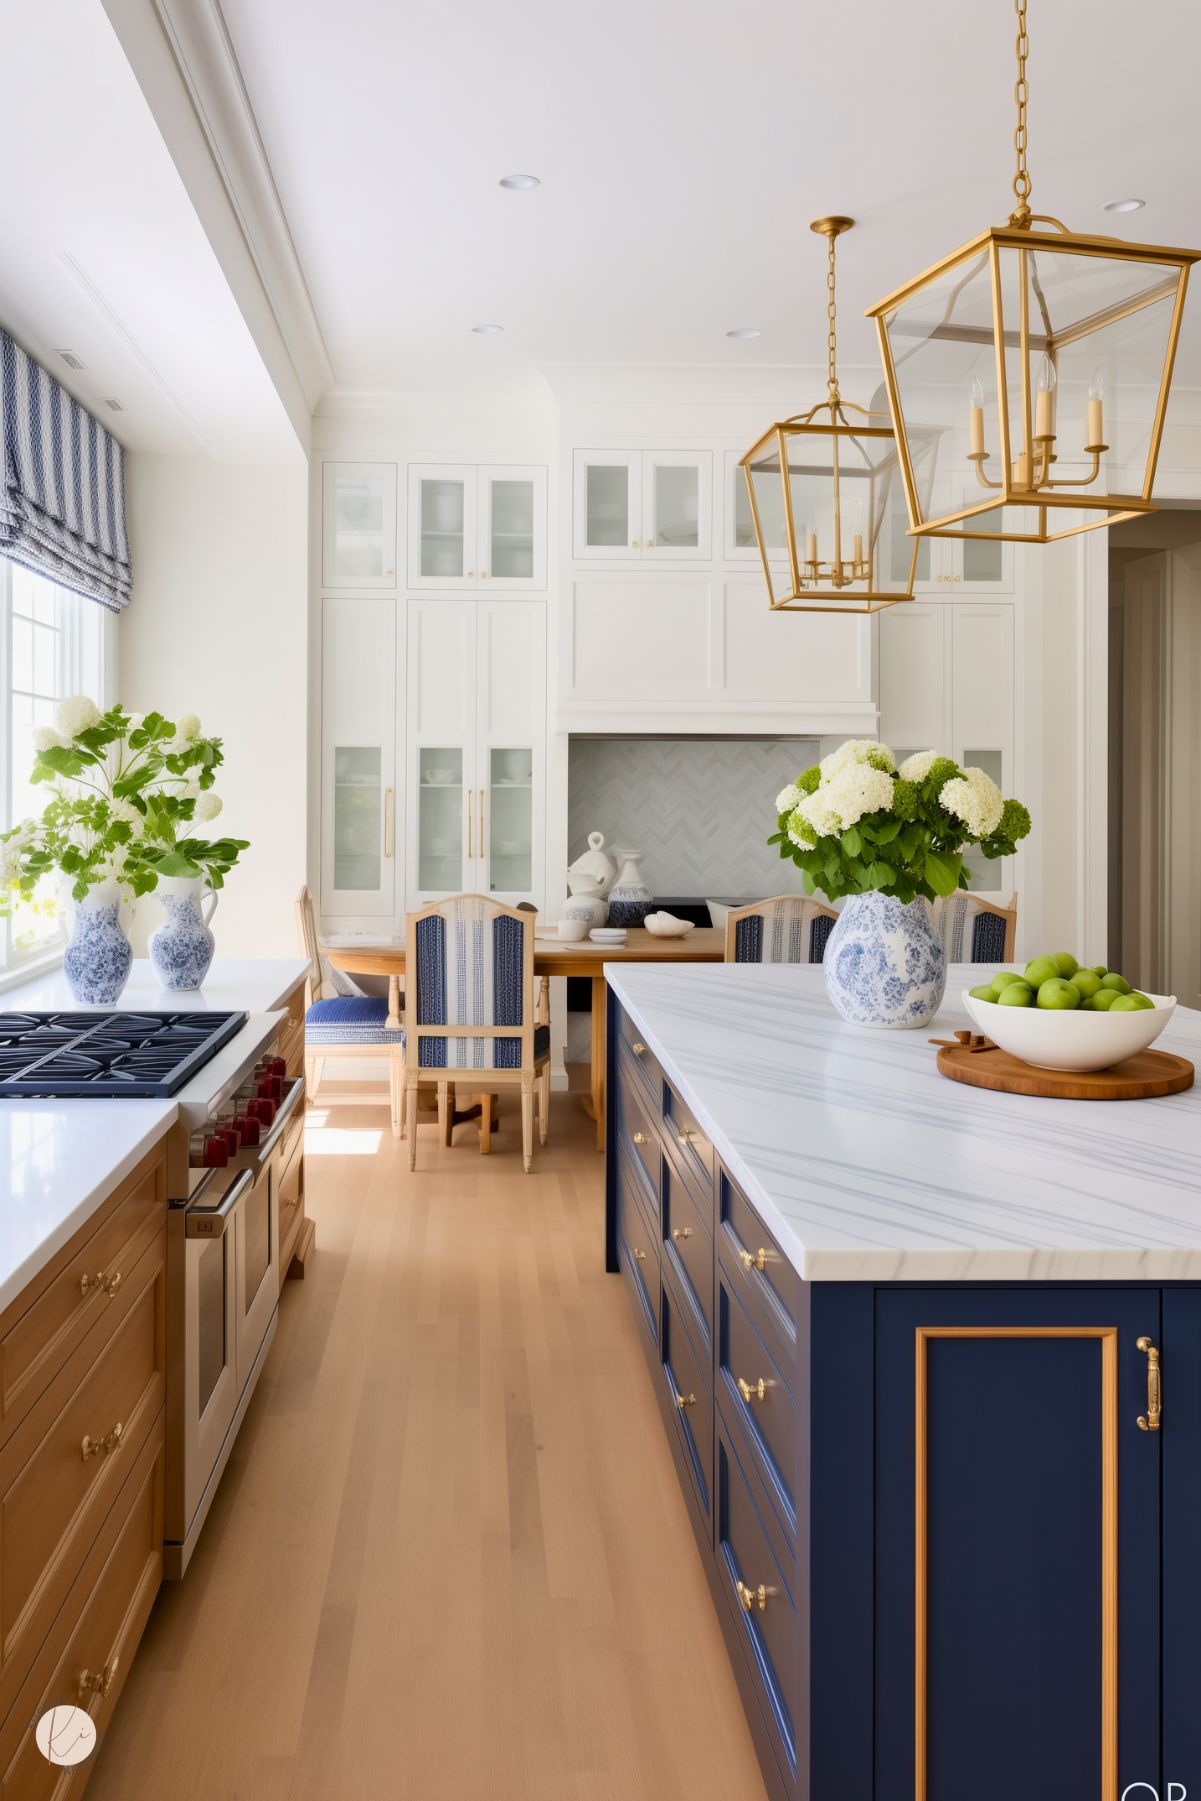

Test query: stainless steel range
[0,1009,248,1096]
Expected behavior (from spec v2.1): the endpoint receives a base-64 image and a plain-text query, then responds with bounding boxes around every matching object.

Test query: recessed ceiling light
[1103,197,1145,214]
[726,327,764,340]
[499,174,540,190]
[102,397,124,412]
[472,323,504,335]
[55,348,85,369]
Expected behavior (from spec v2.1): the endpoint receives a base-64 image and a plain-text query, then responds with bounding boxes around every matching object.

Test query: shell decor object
[643,912,696,938]
[607,849,654,929]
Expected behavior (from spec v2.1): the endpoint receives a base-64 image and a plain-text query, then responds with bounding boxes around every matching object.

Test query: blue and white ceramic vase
[607,848,653,929]
[63,880,134,1006]
[149,875,218,991]
[823,890,946,1029]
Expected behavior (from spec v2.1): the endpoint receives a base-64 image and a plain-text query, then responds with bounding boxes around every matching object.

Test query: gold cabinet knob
[677,1130,700,1146]
[632,1247,647,1263]
[675,1391,696,1410]
[738,1247,767,1273]
[736,1580,768,1614]
[467,570,475,578]
[480,570,490,578]
[79,1270,106,1299]
[632,1131,649,1145]
[104,1270,122,1298]
[632,1042,646,1056]
[78,1655,119,1701]
[737,1376,767,1404]
[671,1225,692,1242]
[81,1422,124,1463]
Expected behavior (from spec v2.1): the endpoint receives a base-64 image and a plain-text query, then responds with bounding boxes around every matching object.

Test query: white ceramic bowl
[590,928,627,944]
[643,911,696,938]
[962,987,1177,1073]
[555,919,588,941]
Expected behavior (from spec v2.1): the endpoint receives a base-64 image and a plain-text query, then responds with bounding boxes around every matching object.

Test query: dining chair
[724,895,840,965]
[936,890,1019,964]
[295,885,406,1137]
[404,894,550,1173]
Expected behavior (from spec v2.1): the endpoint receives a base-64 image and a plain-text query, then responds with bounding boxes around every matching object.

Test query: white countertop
[606,962,1201,1283]
[0,958,309,1315]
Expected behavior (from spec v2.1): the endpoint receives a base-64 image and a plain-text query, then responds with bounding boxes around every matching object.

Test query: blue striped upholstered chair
[936,890,1019,964]
[405,895,550,1173]
[723,895,840,965]
[296,886,405,1137]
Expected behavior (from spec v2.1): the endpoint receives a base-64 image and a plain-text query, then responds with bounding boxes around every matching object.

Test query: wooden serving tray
[935,1037,1195,1100]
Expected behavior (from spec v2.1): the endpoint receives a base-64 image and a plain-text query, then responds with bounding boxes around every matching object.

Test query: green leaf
[842,826,861,858]
[865,861,896,888]
[149,850,203,879]
[874,817,902,844]
[923,848,963,897]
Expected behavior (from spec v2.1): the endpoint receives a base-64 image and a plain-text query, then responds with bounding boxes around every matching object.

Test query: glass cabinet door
[332,747,385,893]
[408,466,478,588]
[643,452,711,558]
[573,452,641,556]
[485,745,534,898]
[477,468,547,589]
[416,747,468,896]
[321,463,397,588]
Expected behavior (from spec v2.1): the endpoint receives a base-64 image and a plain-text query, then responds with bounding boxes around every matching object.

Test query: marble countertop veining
[605,962,1201,1283]
[0,958,310,1315]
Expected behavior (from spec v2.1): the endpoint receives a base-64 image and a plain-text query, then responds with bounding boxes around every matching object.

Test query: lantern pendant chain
[1010,0,1032,226]
[826,232,840,404]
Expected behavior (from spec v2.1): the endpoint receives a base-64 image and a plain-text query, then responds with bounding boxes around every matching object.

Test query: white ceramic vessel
[567,831,616,898]
[963,988,1176,1072]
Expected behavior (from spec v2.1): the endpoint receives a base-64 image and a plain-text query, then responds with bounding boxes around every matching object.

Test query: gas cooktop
[0,1010,248,1098]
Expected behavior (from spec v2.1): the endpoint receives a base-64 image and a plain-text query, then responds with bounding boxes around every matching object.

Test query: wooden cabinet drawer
[616,1152,658,1348]
[716,1421,799,1793]
[718,1273,796,1545]
[618,1007,661,1104]
[662,1153,712,1348]
[660,1269,713,1525]
[664,1082,713,1191]
[717,1167,798,1378]
[0,1145,165,1446]
[0,1421,163,1800]
[617,1057,661,1202]
[274,1113,306,1287]
[0,1232,164,1730]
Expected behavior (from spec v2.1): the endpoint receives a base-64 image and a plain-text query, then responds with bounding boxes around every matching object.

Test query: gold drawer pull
[632,1131,650,1146]
[632,1247,647,1263]
[1137,1336,1162,1432]
[671,1225,692,1242]
[632,1041,647,1056]
[675,1391,696,1410]
[78,1655,119,1701]
[104,1271,122,1298]
[737,1376,767,1405]
[79,1271,106,1299]
[736,1580,768,1614]
[677,1130,701,1146]
[81,1422,124,1463]
[739,1247,767,1273]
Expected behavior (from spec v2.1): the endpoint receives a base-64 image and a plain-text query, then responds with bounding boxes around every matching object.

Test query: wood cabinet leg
[479,1094,493,1154]
[386,974,402,1030]
[521,1087,535,1173]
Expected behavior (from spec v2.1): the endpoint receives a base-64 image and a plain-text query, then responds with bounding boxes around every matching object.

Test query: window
[1,559,111,975]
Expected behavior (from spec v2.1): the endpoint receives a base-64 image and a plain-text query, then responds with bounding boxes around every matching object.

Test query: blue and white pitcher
[149,875,219,991]
[63,879,134,1006]
[823,890,946,1029]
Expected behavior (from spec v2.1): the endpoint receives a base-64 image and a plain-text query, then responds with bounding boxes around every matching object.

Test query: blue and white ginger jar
[149,875,219,991]
[63,879,134,1006]
[823,890,946,1029]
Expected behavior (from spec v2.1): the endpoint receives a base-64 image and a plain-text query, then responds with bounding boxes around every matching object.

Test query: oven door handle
[185,1167,253,1239]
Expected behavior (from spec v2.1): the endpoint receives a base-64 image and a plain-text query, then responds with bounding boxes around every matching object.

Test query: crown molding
[147,0,334,409]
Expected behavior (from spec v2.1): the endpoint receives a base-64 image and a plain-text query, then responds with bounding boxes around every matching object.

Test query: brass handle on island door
[675,1391,696,1411]
[736,1580,768,1614]
[1137,1335,1162,1431]
[631,1042,646,1056]
[632,1247,647,1263]
[632,1131,649,1146]
[737,1376,767,1405]
[78,1656,119,1701]
[81,1422,124,1463]
[739,1248,767,1273]
[671,1226,691,1242]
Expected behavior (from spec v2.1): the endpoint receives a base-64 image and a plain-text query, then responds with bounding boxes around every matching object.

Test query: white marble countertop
[606,962,1201,1283]
[0,958,309,1315]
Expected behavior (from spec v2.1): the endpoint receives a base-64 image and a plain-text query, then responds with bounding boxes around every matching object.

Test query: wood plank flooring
[88,1093,767,1801]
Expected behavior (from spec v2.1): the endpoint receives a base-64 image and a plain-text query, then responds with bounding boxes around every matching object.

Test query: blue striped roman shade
[0,330,132,612]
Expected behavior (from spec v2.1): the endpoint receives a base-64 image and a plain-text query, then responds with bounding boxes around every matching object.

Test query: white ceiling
[220,0,1201,396]
[0,0,302,458]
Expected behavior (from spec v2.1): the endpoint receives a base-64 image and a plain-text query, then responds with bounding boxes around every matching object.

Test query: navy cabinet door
[875,1288,1161,1801]
[1163,1287,1201,1798]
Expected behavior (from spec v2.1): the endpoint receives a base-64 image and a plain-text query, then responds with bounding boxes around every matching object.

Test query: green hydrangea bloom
[998,798,1032,842]
[925,756,961,790]
[892,778,918,820]
[798,765,822,796]
[866,748,896,773]
[787,808,817,847]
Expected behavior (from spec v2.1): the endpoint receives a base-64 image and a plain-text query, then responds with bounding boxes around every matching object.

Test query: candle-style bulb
[1089,367,1105,402]
[969,376,985,409]
[1037,355,1057,394]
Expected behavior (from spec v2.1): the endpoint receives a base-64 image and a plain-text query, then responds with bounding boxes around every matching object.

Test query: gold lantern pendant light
[739,217,921,615]
[867,0,1200,547]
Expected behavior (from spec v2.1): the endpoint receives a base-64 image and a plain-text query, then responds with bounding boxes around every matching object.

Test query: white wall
[119,451,308,956]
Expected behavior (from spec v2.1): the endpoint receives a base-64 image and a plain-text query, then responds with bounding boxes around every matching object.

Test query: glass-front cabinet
[321,463,397,588]
[416,747,468,896]
[321,596,396,918]
[407,464,547,590]
[573,451,711,559]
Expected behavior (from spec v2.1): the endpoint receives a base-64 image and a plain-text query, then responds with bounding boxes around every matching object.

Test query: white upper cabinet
[321,463,398,588]
[407,464,546,590]
[321,595,397,917]
[573,451,711,560]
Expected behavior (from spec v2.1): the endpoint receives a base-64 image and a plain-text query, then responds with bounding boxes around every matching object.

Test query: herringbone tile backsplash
[568,737,820,902]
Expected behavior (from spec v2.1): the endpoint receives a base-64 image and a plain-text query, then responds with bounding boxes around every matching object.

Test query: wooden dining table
[326,927,725,1150]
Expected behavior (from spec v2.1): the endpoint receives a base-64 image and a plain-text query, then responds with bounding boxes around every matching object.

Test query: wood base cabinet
[606,993,1201,1801]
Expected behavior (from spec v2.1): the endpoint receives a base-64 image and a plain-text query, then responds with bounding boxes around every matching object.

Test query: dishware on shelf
[567,831,616,898]
[424,768,455,784]
[607,848,653,928]
[495,748,532,782]
[643,911,696,938]
[556,918,588,941]
[963,987,1177,1073]
[590,927,627,945]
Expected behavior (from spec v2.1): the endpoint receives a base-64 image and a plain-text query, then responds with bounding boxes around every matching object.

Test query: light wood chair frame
[295,885,406,1138]
[959,889,1019,963]
[723,895,840,963]
[404,895,551,1173]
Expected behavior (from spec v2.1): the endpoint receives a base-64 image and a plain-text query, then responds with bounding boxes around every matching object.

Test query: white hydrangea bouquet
[772,740,1031,903]
[0,696,249,913]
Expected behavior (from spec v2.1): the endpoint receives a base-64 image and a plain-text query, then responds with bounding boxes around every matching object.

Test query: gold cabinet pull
[738,1247,767,1273]
[677,1130,700,1147]
[736,1580,768,1614]
[632,1247,647,1263]
[479,789,486,858]
[671,1225,692,1242]
[79,1271,106,1299]
[1137,1335,1162,1431]
[104,1271,122,1298]
[81,1422,124,1463]
[632,1041,646,1056]
[737,1376,767,1405]
[632,1131,648,1145]
[480,570,489,579]
[675,1391,696,1410]
[78,1655,119,1701]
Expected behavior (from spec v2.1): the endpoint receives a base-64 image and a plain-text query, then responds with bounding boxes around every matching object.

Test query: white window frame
[0,559,115,985]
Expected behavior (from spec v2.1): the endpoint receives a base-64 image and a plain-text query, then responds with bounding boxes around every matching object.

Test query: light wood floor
[89,1091,767,1801]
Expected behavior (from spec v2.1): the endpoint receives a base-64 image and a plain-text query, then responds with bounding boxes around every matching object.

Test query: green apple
[1100,972,1132,995]
[1024,955,1060,989]
[1052,952,1080,977]
[969,984,996,1001]
[1037,977,1082,1010]
[1091,988,1119,1011]
[997,981,1033,1007]
[1070,970,1102,1000]
[1090,964,1108,977]
[988,971,1026,998]
[1110,992,1155,1011]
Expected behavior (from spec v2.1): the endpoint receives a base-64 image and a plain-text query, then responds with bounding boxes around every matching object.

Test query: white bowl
[590,928,627,944]
[643,911,696,938]
[555,919,588,941]
[962,987,1177,1073]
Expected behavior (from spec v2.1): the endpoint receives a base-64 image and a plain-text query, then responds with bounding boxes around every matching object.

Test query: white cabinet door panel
[408,465,478,589]
[642,451,712,560]
[723,580,872,707]
[409,600,476,739]
[478,466,547,590]
[321,596,396,916]
[572,453,641,558]
[322,463,397,589]
[568,580,713,699]
[877,603,949,752]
